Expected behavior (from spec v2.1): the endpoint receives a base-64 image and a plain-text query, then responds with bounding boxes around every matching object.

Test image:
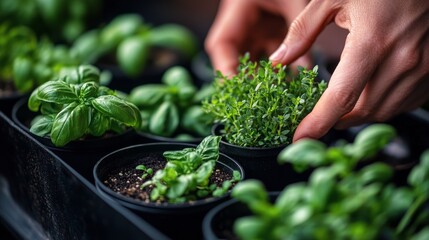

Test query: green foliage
[0,23,84,93]
[203,54,327,147]
[140,135,242,203]
[128,66,214,139]
[71,14,198,78]
[0,0,101,42]
[28,65,141,147]
[232,124,429,240]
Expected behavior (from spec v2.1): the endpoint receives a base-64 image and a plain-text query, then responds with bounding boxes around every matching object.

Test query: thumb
[269,1,336,65]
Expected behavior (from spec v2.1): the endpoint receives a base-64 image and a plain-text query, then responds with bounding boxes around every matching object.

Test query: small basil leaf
[79,81,98,99]
[29,114,54,137]
[195,160,216,185]
[162,66,193,87]
[149,101,179,137]
[196,135,221,162]
[28,88,41,112]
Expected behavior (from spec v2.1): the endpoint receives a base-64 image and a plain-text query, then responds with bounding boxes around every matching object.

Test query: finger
[292,34,382,141]
[336,24,429,128]
[269,0,337,65]
[205,0,256,75]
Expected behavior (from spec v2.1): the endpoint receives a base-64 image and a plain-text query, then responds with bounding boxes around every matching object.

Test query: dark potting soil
[103,154,234,204]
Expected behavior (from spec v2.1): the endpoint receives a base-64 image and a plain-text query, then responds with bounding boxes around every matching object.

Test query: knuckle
[396,47,420,72]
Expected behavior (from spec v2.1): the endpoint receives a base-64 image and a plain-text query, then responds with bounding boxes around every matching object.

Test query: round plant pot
[93,142,244,239]
[212,124,311,191]
[202,192,279,240]
[11,97,137,180]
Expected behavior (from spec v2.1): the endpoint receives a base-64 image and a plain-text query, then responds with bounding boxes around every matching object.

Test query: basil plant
[28,65,141,147]
[231,124,429,240]
[139,135,241,203]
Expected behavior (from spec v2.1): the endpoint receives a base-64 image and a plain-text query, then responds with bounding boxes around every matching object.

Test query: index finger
[293,35,382,141]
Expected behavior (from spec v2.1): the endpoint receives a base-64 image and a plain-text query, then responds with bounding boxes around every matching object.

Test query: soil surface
[103,154,234,204]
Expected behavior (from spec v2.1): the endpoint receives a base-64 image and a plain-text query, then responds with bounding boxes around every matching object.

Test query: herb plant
[230,124,429,240]
[128,66,214,139]
[139,135,242,203]
[71,14,198,78]
[0,0,101,42]
[0,23,83,94]
[28,65,141,147]
[203,54,327,147]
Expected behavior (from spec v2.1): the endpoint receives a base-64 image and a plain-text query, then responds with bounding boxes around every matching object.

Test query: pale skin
[205,0,429,142]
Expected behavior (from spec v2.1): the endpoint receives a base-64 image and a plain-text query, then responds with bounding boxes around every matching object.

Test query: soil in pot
[94,140,244,240]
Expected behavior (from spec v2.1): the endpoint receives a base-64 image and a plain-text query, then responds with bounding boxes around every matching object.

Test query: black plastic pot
[11,97,137,180]
[202,192,279,240]
[94,142,245,240]
[212,124,310,191]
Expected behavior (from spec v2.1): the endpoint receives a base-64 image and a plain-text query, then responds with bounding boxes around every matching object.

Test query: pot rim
[212,123,288,151]
[93,142,245,211]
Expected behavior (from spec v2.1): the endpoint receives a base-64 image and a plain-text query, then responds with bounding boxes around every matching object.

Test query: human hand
[205,0,311,75]
[268,0,429,142]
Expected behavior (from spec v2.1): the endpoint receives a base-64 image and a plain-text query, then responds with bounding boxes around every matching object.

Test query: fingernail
[269,44,287,63]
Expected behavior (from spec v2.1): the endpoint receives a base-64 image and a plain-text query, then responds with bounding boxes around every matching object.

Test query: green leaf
[128,84,169,107]
[181,105,213,137]
[92,95,141,128]
[232,180,269,205]
[117,35,150,77]
[12,56,34,93]
[162,66,193,87]
[352,124,396,160]
[36,81,78,104]
[148,24,197,58]
[87,109,110,137]
[148,101,179,137]
[196,135,221,162]
[29,114,54,137]
[234,216,267,240]
[79,82,99,99]
[100,14,144,51]
[359,163,393,184]
[50,103,90,147]
[194,160,216,185]
[278,139,327,171]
